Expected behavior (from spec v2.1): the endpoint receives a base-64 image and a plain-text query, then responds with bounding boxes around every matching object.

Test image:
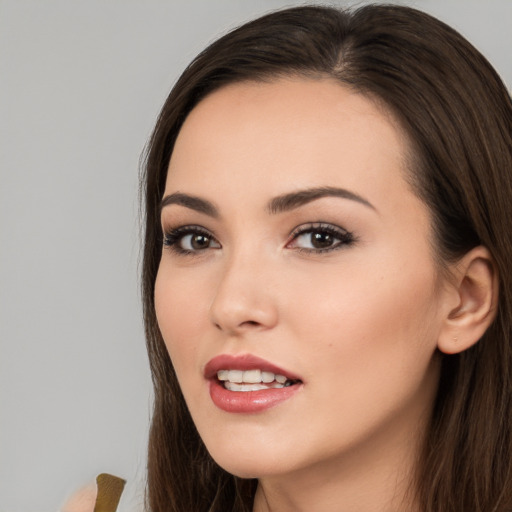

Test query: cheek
[272,260,442,457]
[284,256,441,394]
[154,265,211,382]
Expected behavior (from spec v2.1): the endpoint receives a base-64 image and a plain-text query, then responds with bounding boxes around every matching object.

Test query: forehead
[166,78,413,210]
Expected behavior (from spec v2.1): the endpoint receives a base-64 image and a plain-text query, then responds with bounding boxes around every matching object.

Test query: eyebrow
[160,192,219,218]
[267,186,376,214]
[160,186,376,217]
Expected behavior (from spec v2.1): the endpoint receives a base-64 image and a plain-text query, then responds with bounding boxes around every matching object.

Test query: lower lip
[208,379,301,413]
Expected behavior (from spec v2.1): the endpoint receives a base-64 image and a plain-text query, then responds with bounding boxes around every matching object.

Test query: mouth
[216,369,300,391]
[204,354,303,413]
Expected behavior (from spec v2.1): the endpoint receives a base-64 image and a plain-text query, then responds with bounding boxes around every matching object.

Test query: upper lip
[204,354,302,381]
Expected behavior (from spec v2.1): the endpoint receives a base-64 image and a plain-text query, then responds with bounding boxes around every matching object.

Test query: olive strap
[93,474,126,512]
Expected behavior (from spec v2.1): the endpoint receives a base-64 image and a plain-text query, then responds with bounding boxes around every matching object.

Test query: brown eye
[288,223,354,253]
[188,233,212,250]
[178,232,221,252]
[294,230,337,250]
[163,226,221,254]
[310,231,335,249]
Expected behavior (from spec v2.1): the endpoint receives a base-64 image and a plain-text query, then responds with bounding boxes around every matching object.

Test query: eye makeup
[163,225,220,255]
[161,221,355,257]
[286,222,355,253]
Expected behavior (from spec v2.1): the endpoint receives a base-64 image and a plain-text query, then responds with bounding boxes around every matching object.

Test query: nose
[209,252,279,335]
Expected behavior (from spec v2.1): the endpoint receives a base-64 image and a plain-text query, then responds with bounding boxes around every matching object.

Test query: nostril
[214,319,261,332]
[241,320,260,327]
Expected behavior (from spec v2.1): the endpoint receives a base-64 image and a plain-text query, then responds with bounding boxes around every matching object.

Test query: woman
[141,4,512,512]
[69,3,512,512]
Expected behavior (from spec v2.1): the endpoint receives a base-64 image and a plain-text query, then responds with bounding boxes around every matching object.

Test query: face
[154,78,451,482]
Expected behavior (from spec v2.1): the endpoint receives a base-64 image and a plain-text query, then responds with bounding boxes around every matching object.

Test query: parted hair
[140,4,512,511]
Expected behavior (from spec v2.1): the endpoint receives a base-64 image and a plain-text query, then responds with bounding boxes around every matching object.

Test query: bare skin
[155,78,453,511]
[60,482,97,512]
[155,77,497,511]
[64,78,498,512]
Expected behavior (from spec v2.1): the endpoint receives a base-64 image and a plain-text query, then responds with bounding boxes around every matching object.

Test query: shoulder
[60,482,96,512]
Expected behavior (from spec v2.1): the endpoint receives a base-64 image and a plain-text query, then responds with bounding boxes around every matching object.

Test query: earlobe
[437,246,499,355]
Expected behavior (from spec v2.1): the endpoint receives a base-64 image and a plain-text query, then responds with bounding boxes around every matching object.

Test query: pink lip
[204,354,303,414]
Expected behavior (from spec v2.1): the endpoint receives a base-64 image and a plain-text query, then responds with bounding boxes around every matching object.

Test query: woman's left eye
[287,224,354,252]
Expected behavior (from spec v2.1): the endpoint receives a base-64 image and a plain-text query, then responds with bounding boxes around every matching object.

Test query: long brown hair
[140,5,512,511]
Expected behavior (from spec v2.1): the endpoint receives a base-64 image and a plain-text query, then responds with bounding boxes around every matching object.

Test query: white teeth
[225,382,269,392]
[217,370,229,381]
[243,369,262,383]
[216,369,294,387]
[261,371,274,383]
[227,370,243,383]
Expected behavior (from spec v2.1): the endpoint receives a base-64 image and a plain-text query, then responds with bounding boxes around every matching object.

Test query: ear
[437,246,499,355]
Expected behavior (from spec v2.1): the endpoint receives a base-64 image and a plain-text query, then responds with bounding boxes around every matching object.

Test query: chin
[202,432,299,479]
[212,456,286,479]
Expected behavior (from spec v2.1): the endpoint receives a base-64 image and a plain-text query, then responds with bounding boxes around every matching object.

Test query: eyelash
[288,223,355,253]
[162,223,355,255]
[163,225,219,255]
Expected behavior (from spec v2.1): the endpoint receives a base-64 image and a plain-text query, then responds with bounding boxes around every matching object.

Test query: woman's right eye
[163,227,221,254]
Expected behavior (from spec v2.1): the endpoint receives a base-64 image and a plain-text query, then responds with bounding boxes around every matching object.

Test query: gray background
[1,1,511,510]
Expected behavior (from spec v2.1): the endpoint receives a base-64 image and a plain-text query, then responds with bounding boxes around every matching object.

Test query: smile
[217,369,297,391]
[205,355,303,412]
